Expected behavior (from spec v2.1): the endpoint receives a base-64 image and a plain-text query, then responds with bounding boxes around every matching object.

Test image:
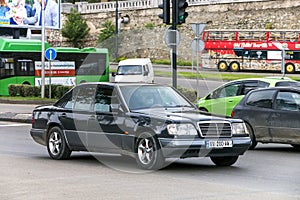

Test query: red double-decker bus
[201,29,300,73]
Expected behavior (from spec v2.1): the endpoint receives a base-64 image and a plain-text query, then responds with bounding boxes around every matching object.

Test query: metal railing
[61,0,275,14]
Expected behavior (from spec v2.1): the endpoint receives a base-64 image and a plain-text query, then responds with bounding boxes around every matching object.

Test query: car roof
[226,76,293,84]
[76,82,164,87]
[246,86,300,94]
[118,58,151,65]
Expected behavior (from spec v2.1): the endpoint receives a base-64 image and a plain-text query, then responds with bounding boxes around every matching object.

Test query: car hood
[130,107,240,123]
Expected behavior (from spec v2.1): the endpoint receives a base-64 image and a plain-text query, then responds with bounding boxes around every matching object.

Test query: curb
[0,112,32,123]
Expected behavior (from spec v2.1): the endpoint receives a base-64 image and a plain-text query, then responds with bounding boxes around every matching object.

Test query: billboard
[0,0,60,29]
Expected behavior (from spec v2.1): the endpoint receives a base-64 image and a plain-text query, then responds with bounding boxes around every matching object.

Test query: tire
[135,132,165,170]
[245,123,257,150]
[230,62,240,72]
[285,63,295,74]
[217,61,228,72]
[210,156,239,166]
[199,107,208,112]
[291,144,300,150]
[47,126,71,160]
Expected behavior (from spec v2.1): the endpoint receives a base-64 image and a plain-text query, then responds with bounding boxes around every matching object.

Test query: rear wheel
[217,61,228,72]
[135,132,165,170]
[230,62,240,72]
[210,156,239,166]
[285,63,295,74]
[47,126,71,160]
[245,123,257,150]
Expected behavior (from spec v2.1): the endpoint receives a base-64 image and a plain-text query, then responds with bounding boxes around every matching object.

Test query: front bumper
[159,137,251,158]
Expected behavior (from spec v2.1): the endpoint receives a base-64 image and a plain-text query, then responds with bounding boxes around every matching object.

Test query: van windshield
[117,65,142,75]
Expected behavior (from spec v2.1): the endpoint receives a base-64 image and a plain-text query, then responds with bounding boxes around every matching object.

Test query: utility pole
[115,0,119,60]
[41,0,45,98]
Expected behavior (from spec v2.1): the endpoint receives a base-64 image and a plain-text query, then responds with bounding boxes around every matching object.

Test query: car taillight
[231,110,234,117]
[32,114,35,124]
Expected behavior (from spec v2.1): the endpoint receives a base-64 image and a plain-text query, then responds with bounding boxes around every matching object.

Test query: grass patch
[154,70,300,81]
[0,96,57,103]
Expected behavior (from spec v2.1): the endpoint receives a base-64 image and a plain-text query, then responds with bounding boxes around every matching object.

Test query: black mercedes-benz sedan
[30,82,251,170]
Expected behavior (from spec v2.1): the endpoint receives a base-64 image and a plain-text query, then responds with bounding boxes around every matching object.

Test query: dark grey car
[232,87,300,149]
[30,82,251,170]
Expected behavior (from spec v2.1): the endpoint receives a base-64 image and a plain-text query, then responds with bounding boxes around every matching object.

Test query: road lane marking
[0,124,31,127]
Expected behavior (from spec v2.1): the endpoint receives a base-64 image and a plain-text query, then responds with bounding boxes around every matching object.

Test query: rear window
[275,81,300,87]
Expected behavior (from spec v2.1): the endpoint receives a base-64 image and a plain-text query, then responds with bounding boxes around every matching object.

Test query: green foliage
[98,20,115,43]
[7,84,72,99]
[97,20,118,60]
[61,8,90,48]
[145,23,154,29]
[177,86,197,103]
[8,84,18,96]
[152,59,192,66]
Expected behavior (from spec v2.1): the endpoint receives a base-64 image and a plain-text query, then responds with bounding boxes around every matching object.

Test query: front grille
[198,121,232,137]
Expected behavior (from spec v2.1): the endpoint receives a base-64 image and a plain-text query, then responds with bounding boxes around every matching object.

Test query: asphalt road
[0,121,299,200]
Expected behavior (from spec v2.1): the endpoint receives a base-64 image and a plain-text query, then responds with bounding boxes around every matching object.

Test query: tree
[97,20,115,43]
[61,8,90,48]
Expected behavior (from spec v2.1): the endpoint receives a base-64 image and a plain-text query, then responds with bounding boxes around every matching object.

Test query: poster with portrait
[0,0,60,29]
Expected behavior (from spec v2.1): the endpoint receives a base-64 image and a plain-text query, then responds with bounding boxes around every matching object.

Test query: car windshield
[117,65,142,75]
[119,85,194,110]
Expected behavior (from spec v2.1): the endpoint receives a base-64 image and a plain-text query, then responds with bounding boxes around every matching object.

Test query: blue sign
[45,48,57,61]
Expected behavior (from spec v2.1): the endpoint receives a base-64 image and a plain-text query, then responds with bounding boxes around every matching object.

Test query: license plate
[205,140,233,149]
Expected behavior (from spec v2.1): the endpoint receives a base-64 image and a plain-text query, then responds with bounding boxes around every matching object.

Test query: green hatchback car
[197,77,300,117]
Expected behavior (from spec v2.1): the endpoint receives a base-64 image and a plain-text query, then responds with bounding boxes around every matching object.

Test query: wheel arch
[46,123,72,150]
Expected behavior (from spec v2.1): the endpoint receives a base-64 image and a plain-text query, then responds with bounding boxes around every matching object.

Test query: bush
[21,85,36,97]
[177,86,197,103]
[8,84,19,96]
[56,85,73,98]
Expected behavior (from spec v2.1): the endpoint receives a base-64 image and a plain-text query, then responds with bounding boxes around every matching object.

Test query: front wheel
[210,156,239,166]
[135,132,165,170]
[47,126,71,160]
[291,144,300,150]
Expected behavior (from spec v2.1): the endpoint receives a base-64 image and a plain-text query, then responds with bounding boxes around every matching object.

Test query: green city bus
[0,38,109,96]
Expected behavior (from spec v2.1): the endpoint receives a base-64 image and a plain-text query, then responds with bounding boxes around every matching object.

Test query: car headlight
[232,123,249,135]
[167,124,198,136]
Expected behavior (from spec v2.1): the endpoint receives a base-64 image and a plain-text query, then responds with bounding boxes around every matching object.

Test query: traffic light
[176,0,188,25]
[158,0,170,24]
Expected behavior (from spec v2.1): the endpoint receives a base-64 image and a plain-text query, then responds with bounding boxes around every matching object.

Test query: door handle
[88,115,96,120]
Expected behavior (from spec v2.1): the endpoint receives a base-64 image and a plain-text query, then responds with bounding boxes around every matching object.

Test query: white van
[113,58,154,83]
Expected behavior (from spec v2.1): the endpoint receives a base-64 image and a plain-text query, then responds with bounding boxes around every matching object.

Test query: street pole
[41,0,45,98]
[171,0,177,88]
[115,0,119,60]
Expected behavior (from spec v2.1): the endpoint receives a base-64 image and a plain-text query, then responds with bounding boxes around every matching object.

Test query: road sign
[164,27,180,48]
[191,39,205,52]
[45,48,57,61]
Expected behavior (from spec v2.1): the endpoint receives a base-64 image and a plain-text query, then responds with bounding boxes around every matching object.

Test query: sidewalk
[0,103,39,124]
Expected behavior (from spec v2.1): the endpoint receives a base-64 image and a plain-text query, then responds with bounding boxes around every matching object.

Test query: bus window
[16,60,34,76]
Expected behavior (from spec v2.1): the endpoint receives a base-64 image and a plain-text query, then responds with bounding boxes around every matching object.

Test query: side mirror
[112,72,116,77]
[111,104,123,113]
[144,71,149,76]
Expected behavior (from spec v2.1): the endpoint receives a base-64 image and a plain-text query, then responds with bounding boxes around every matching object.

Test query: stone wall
[51,0,300,61]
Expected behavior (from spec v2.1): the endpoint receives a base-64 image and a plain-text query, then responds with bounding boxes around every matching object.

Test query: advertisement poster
[0,0,60,29]
[34,61,76,86]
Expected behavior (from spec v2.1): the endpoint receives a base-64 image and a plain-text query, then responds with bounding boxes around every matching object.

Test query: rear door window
[74,85,97,111]
[275,81,300,87]
[246,90,276,108]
